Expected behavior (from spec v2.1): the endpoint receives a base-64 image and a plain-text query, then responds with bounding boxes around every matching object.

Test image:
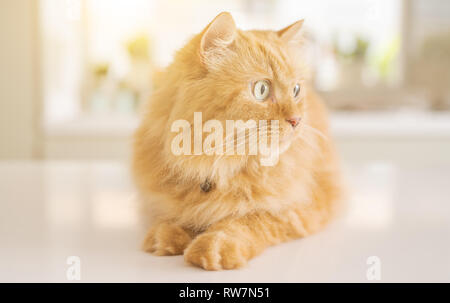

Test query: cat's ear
[277,19,304,43]
[200,12,236,55]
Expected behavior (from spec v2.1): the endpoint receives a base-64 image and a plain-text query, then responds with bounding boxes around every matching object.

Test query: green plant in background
[331,34,370,91]
[122,33,154,113]
[126,34,151,61]
[334,35,369,62]
[373,36,400,81]
[352,37,369,60]
[88,62,112,113]
[92,62,110,82]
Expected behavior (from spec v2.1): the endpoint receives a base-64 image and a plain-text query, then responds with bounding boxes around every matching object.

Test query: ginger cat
[132,12,341,270]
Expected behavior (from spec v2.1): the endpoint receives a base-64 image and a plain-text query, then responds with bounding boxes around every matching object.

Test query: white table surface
[0,161,449,282]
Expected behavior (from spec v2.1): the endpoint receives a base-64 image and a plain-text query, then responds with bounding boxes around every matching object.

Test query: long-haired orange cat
[133,12,341,270]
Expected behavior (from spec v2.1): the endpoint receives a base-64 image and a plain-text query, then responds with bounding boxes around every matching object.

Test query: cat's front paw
[184,231,248,270]
[142,222,192,256]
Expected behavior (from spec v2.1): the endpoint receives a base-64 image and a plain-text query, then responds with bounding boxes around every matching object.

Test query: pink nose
[286,117,300,128]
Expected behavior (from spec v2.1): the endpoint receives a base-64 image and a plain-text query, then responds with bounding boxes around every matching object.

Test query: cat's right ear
[277,19,304,44]
[199,12,236,58]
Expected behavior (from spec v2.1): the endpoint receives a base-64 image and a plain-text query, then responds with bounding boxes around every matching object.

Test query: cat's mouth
[277,122,302,152]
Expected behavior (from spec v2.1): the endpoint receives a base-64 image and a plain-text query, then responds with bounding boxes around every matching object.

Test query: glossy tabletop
[0,161,449,282]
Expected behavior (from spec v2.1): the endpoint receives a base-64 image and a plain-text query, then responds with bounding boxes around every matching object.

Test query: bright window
[40,0,404,125]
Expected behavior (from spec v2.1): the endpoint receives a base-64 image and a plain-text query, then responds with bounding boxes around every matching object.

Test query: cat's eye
[293,83,301,98]
[253,80,270,101]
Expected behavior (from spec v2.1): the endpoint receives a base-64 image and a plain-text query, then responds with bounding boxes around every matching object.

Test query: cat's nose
[286,117,301,128]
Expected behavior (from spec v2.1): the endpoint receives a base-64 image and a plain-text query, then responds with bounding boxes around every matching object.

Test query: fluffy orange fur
[132,12,341,270]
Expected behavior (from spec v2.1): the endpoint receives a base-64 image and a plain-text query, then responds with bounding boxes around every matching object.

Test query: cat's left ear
[277,19,304,44]
[200,12,236,55]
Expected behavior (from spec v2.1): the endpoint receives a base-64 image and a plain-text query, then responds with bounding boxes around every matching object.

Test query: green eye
[293,83,301,98]
[253,80,270,101]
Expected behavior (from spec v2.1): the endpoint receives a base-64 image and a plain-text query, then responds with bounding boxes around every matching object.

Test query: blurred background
[1,0,450,164]
[1,0,450,282]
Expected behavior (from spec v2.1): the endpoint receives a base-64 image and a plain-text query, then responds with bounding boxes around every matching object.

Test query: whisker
[302,123,328,141]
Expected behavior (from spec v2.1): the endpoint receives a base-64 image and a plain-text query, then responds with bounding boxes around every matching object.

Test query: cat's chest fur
[156,139,316,230]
